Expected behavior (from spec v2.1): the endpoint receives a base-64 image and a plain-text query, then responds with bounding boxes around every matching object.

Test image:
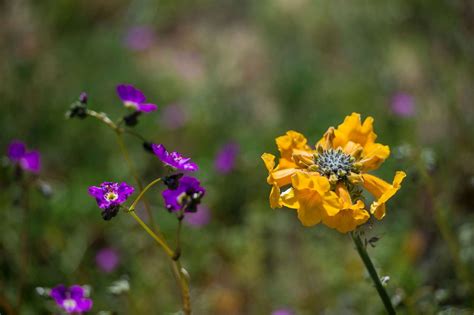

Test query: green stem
[115,132,156,229]
[351,232,395,315]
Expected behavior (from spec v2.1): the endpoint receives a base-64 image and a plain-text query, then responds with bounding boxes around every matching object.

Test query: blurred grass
[1,0,474,314]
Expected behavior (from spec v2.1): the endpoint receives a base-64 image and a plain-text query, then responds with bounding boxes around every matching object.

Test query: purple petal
[7,141,26,161]
[116,84,146,104]
[151,143,167,158]
[20,151,40,173]
[69,285,85,300]
[162,189,181,211]
[88,186,103,199]
[50,285,67,304]
[77,298,93,312]
[137,103,157,113]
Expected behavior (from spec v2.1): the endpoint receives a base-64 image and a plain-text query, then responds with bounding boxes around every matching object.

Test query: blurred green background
[1,0,474,314]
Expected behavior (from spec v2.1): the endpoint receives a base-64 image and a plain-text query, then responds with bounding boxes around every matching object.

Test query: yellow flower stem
[351,232,396,315]
[127,178,192,315]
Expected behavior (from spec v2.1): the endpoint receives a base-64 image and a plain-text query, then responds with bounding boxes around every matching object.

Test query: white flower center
[105,192,119,201]
[62,298,77,312]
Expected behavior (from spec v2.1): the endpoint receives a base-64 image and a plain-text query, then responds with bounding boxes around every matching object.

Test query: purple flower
[161,104,188,130]
[124,26,155,51]
[391,92,415,117]
[116,84,157,113]
[88,182,134,220]
[214,142,239,174]
[162,176,205,212]
[7,140,41,173]
[50,285,92,314]
[152,144,198,172]
[272,309,295,315]
[184,205,211,227]
[95,248,120,273]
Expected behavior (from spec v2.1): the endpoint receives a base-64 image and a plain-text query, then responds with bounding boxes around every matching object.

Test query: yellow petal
[362,171,406,220]
[261,153,276,172]
[276,130,311,159]
[280,187,299,209]
[321,191,342,216]
[315,127,335,151]
[295,190,324,226]
[291,172,330,195]
[360,143,390,171]
[323,200,369,233]
[268,168,297,186]
[269,184,282,209]
[333,113,377,149]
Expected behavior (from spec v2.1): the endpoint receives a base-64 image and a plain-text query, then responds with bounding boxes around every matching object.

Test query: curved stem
[351,232,395,314]
[128,178,162,211]
[127,211,174,258]
[115,132,156,230]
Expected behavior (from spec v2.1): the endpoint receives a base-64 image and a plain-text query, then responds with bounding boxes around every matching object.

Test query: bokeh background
[1,0,474,314]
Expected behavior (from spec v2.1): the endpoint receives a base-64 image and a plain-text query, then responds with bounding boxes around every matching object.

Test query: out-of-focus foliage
[1,0,474,314]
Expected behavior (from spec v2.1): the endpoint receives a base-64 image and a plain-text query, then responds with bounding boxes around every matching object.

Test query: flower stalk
[351,232,395,315]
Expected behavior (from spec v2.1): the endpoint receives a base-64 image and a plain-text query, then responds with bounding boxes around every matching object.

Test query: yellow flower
[262,113,406,233]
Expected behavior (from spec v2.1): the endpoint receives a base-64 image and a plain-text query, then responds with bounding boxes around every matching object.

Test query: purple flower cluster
[7,140,41,173]
[152,144,198,172]
[162,176,205,213]
[88,182,134,220]
[116,84,157,113]
[50,285,92,314]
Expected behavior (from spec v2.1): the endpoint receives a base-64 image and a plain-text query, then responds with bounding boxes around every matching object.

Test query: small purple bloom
[50,285,93,314]
[391,92,415,117]
[184,205,211,227]
[96,248,120,273]
[88,182,134,220]
[162,176,205,212]
[272,309,295,315]
[214,142,239,174]
[161,104,188,130]
[152,144,198,172]
[7,140,41,173]
[116,84,157,113]
[79,92,88,104]
[124,26,155,51]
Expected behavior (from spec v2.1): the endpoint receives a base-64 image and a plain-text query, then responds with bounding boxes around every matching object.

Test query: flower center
[105,192,119,201]
[62,298,77,312]
[315,148,355,180]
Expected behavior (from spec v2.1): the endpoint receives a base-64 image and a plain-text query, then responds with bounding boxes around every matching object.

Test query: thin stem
[351,232,396,315]
[128,177,162,211]
[86,109,118,130]
[115,132,156,230]
[127,211,174,258]
[124,129,147,142]
[171,260,191,315]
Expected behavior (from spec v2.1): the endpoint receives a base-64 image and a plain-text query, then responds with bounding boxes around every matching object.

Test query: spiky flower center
[315,148,356,181]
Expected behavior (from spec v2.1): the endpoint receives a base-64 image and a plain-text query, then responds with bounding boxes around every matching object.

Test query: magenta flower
[214,142,239,174]
[152,144,198,172]
[95,248,120,273]
[162,176,205,212]
[7,140,41,173]
[88,182,134,220]
[50,285,92,314]
[116,84,157,113]
[124,26,155,51]
[184,205,211,227]
[391,92,415,117]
